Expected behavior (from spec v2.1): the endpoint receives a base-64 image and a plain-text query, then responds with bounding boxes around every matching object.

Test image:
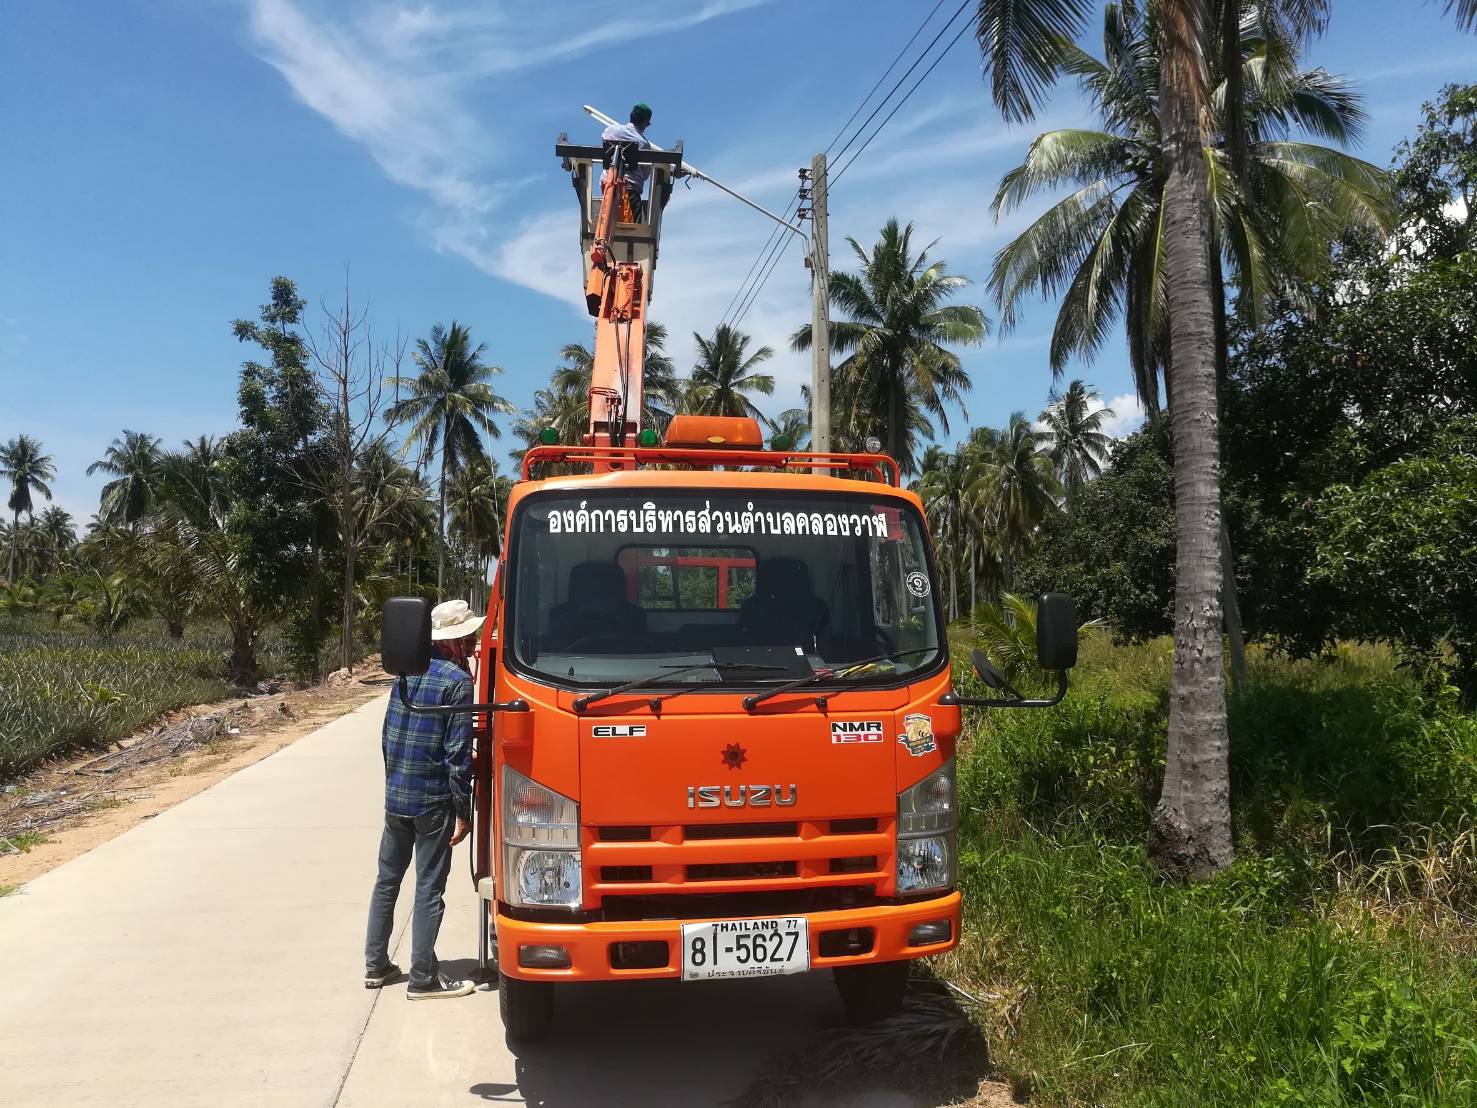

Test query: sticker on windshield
[546,500,893,540]
[898,713,937,757]
[905,571,931,598]
[832,720,885,744]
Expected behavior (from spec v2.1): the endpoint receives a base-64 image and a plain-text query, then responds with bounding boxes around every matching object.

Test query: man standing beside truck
[363,599,482,1000]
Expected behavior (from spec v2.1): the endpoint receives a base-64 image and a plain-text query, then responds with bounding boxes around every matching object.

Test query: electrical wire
[826,0,972,172]
[720,0,959,328]
[830,11,975,187]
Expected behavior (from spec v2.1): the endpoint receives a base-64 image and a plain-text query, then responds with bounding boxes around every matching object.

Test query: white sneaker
[407,973,475,1000]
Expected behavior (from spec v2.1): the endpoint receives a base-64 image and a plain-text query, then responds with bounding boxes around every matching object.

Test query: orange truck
[379,135,1079,1042]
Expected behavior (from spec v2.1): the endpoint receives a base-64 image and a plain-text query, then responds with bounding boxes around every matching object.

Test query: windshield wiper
[573,660,787,712]
[740,646,940,712]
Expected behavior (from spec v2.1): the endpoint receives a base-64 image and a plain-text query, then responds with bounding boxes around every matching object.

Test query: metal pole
[810,152,831,455]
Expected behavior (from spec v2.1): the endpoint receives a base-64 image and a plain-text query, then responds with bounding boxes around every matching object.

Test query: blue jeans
[365,803,454,989]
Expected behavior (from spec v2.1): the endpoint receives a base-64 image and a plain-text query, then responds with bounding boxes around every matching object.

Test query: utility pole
[808,152,831,454]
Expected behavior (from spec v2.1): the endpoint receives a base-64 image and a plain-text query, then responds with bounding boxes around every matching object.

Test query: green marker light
[637,428,659,448]
[538,427,559,446]
[771,434,793,452]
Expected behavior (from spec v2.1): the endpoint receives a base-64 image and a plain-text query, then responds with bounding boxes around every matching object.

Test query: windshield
[506,490,943,687]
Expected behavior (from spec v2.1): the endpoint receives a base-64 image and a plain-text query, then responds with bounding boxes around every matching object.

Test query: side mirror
[970,649,1009,690]
[382,597,432,677]
[1036,592,1079,671]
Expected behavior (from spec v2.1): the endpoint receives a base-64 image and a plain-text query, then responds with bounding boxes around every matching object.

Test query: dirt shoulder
[0,663,389,890]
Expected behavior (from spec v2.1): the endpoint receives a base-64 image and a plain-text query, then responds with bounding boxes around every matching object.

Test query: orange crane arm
[582,162,647,462]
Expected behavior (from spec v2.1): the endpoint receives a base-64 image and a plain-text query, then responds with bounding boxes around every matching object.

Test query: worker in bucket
[363,599,481,1000]
[601,101,655,221]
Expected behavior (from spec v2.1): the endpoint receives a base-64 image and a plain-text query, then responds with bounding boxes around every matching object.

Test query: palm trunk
[7,509,17,583]
[229,620,258,685]
[1149,0,1234,879]
[1210,255,1248,697]
[886,370,906,466]
[437,443,448,596]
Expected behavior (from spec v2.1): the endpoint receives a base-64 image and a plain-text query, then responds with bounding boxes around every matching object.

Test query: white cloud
[1097,391,1145,439]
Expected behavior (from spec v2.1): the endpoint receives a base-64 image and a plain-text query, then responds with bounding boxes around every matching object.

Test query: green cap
[631,102,653,123]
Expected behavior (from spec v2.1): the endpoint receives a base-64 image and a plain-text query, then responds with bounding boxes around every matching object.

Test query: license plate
[681,916,810,981]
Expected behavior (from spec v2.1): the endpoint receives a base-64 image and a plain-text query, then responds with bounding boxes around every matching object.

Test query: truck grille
[585,816,893,915]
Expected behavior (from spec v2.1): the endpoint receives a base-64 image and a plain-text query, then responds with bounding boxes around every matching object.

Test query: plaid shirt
[382,658,473,819]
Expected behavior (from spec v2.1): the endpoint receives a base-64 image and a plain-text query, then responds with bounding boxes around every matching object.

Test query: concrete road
[0,697,908,1108]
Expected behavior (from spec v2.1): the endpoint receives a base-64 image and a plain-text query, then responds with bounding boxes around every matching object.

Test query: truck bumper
[495,890,960,982]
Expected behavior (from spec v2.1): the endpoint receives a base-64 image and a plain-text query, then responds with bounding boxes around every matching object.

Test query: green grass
[946,634,1477,1106]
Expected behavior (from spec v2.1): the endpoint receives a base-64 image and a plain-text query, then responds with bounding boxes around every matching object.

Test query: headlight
[510,848,583,908]
[897,835,953,893]
[896,759,955,894]
[502,766,581,909]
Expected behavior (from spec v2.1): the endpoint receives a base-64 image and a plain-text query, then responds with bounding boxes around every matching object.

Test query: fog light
[908,919,952,946]
[518,944,571,969]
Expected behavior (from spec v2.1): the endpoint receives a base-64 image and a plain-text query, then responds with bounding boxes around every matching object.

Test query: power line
[732,216,799,328]
[827,0,972,172]
[830,11,975,188]
[720,0,960,328]
[821,0,951,157]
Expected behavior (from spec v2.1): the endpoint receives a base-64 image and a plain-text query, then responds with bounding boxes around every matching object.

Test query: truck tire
[499,971,554,1044]
[833,960,910,1025]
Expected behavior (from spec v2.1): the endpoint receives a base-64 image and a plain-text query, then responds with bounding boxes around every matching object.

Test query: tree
[792,219,986,475]
[37,506,76,570]
[686,324,775,421]
[1039,380,1114,496]
[219,276,332,680]
[1017,425,1177,641]
[387,321,513,593]
[1309,424,1477,704]
[988,4,1387,408]
[970,413,1061,588]
[973,0,1238,875]
[306,275,406,672]
[87,430,164,528]
[1394,83,1477,260]
[1,434,55,583]
[446,456,510,610]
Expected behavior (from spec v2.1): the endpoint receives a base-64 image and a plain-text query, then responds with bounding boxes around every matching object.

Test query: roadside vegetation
[948,638,1477,1105]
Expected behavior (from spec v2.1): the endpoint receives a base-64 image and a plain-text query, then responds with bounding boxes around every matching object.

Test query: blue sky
[2,0,1471,523]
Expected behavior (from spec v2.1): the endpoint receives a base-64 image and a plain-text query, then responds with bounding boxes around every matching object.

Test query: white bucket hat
[430,599,485,641]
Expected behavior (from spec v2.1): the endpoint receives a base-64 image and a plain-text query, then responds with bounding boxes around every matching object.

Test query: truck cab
[382,433,1079,1042]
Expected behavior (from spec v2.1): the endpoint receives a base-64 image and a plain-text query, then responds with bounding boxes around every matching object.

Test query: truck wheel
[833,960,910,1025]
[499,971,554,1045]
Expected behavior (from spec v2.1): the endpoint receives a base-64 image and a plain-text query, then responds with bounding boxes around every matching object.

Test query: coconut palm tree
[916,447,976,621]
[387,321,513,592]
[1,434,55,583]
[972,0,1382,877]
[989,5,1388,406]
[37,506,76,571]
[686,324,775,421]
[87,430,166,529]
[791,219,987,475]
[1040,381,1115,497]
[970,414,1061,588]
[446,456,510,610]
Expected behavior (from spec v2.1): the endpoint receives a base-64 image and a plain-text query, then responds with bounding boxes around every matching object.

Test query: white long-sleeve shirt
[601,121,651,194]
